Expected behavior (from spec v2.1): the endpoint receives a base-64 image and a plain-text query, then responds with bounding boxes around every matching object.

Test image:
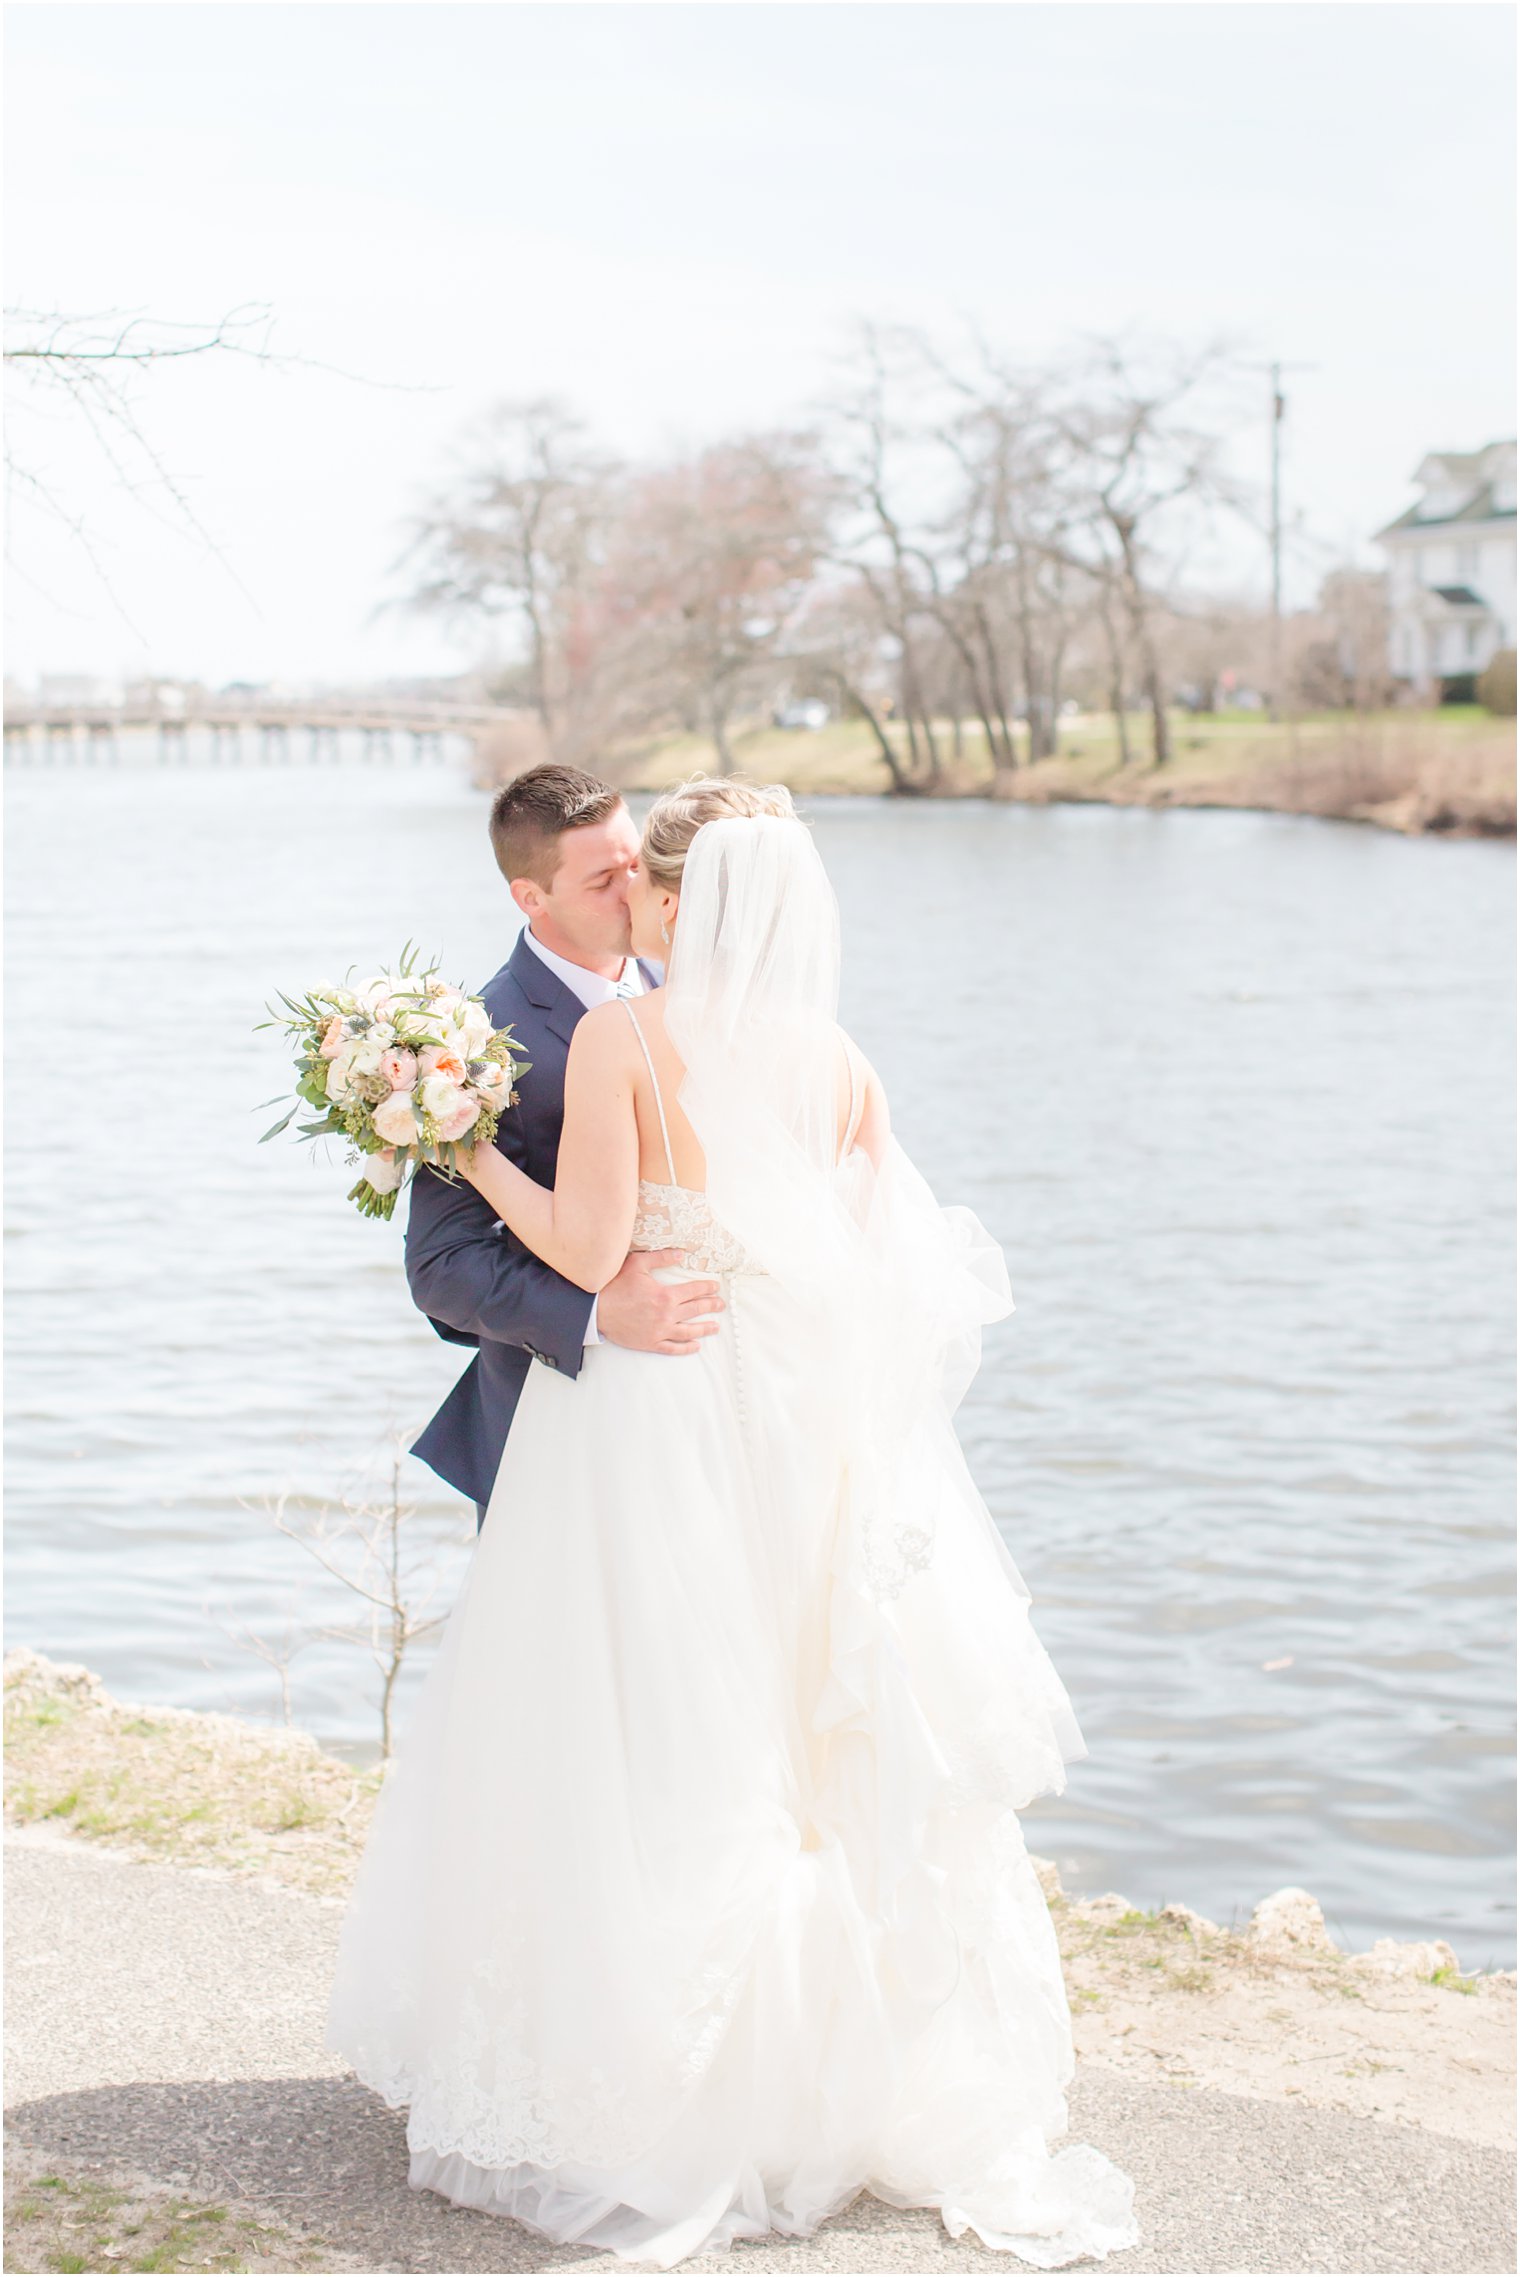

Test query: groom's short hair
[489,763,624,889]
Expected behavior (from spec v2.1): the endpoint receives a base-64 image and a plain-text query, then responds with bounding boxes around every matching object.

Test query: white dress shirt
[521,927,646,1012]
[521,929,646,1343]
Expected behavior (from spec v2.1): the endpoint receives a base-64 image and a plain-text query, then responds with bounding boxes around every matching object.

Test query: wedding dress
[325,817,1139,2269]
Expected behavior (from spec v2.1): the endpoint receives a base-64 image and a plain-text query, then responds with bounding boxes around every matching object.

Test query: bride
[325,776,1139,2269]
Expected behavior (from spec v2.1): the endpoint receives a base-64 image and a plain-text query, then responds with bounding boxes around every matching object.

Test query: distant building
[35,672,126,709]
[1376,441,1516,699]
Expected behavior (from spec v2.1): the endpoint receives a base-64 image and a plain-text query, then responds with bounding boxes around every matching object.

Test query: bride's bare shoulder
[566,999,645,1065]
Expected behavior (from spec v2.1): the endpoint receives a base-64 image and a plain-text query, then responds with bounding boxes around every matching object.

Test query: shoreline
[599,710,1518,839]
[6,1644,1513,2158]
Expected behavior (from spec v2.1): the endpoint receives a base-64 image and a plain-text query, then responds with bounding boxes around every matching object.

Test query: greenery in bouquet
[259,944,530,1220]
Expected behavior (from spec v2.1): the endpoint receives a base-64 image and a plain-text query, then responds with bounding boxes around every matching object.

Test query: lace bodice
[630,1180,763,1278]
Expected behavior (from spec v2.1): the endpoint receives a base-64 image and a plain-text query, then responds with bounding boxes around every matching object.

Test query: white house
[1376,440,1516,696]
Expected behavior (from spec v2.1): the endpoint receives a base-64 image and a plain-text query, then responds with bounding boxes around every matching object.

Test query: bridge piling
[5,699,510,770]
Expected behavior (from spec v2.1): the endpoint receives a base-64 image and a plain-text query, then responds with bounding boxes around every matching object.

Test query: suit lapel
[508,930,585,1048]
[508,934,663,1049]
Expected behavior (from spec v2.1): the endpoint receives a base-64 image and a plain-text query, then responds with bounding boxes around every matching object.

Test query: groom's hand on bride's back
[597,1251,724,1356]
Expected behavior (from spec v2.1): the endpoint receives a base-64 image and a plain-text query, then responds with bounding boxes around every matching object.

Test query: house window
[1457,544,1478,582]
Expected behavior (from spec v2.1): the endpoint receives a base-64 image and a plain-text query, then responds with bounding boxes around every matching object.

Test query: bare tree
[4,303,289,619]
[1053,336,1250,766]
[819,325,956,791]
[405,397,618,762]
[923,346,1060,777]
[783,577,922,792]
[246,1448,468,1760]
[401,325,1261,796]
[1314,567,1394,712]
[610,430,833,774]
[223,1611,317,1728]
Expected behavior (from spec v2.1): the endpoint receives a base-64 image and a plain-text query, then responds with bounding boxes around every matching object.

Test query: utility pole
[1269,363,1285,723]
[1254,360,1316,724]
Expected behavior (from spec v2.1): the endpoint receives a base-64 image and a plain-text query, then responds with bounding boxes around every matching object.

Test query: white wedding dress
[325,819,1139,2269]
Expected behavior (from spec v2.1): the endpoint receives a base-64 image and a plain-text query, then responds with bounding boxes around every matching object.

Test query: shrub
[1477,647,1517,717]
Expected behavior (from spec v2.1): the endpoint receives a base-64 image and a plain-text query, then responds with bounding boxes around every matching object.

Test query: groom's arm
[404,1148,594,1379]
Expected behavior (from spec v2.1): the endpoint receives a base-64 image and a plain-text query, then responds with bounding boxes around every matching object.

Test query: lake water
[5,745,1514,1965]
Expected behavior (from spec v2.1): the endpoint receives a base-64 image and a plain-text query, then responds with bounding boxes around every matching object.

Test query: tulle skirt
[325,1273,1139,2266]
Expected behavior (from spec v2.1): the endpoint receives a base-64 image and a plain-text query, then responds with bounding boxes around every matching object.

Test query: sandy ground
[6,1832,1515,2276]
[5,1649,1514,2272]
[1050,1882,1513,2150]
[6,1648,1510,2152]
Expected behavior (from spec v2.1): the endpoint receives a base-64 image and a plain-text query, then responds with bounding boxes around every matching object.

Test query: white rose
[419,1075,481,1143]
[372,1090,419,1145]
[348,1034,386,1080]
[418,1072,462,1119]
[326,1051,356,1101]
[459,1002,494,1053]
[362,1147,405,1195]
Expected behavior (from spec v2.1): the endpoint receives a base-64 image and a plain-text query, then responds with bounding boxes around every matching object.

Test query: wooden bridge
[2,697,520,766]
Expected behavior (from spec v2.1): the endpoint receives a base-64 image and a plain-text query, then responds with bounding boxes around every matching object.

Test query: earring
[659,919,671,945]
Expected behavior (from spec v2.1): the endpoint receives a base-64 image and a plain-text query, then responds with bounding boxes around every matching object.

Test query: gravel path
[5,1830,1514,2275]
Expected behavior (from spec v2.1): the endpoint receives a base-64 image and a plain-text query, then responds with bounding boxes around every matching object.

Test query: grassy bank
[3,1648,379,1896]
[5,1647,1513,2165]
[2,2148,354,2277]
[612,707,1517,836]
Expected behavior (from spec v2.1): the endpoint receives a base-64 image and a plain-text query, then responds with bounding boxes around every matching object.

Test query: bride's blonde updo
[641,775,796,894]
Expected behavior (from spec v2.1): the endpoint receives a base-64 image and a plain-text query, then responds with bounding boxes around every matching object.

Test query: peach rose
[418,1046,468,1084]
[372,1090,419,1146]
[380,1047,419,1091]
[318,1015,348,1060]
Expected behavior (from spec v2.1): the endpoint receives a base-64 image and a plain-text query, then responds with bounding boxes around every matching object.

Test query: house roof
[1418,449,1492,483]
[1376,481,1518,539]
[1429,585,1489,609]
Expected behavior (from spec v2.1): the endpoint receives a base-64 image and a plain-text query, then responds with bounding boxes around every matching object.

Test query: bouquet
[260,947,530,1219]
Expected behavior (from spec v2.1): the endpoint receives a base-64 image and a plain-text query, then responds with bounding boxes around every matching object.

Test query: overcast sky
[6,1,1514,689]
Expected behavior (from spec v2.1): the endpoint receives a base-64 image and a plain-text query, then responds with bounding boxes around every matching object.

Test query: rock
[1159,1902,1221,1939]
[1350,1937,1461,1980]
[1246,1887,1339,1955]
[3,1646,106,1705]
[1081,1892,1133,1925]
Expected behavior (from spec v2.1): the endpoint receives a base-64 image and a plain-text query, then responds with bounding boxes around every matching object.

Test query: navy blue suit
[406,931,661,1524]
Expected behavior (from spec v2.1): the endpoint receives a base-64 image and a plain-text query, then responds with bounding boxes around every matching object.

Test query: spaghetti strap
[841,1038,863,1161]
[621,998,679,1186]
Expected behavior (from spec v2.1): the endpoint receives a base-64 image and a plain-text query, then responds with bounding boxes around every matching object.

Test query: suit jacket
[406,931,662,1514]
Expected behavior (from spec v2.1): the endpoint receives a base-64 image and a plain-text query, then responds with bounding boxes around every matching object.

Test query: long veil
[663,812,1018,1607]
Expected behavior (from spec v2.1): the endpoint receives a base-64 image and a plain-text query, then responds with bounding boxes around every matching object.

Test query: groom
[406,762,724,1527]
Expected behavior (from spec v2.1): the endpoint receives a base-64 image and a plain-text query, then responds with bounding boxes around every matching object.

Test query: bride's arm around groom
[398,764,725,1525]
